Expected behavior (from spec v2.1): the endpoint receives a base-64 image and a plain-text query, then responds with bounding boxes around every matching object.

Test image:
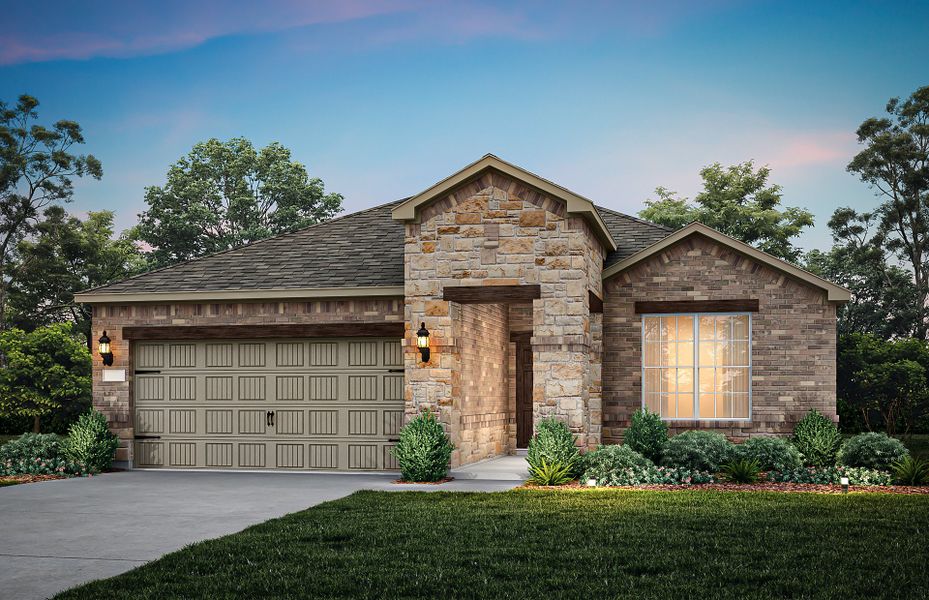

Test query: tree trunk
[33,414,40,433]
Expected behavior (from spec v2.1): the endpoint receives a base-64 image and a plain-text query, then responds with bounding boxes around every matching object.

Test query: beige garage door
[132,338,404,471]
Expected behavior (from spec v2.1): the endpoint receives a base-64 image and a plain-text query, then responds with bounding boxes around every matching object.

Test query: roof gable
[601,222,851,302]
[392,154,618,251]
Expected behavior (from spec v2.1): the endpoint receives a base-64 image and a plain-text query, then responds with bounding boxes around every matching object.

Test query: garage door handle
[266,411,273,427]
[270,411,275,426]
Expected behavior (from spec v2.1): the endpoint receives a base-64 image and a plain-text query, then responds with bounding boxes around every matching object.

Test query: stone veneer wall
[91,298,404,462]
[602,235,838,441]
[457,303,510,464]
[403,170,605,464]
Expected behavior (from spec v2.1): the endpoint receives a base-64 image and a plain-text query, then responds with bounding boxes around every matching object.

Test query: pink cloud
[0,0,425,65]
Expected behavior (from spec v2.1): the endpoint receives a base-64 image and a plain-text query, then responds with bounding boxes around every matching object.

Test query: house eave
[73,285,406,304]
[600,222,852,303]
[391,154,618,252]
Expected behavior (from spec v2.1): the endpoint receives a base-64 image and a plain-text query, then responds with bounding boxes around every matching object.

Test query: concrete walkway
[0,469,521,600]
[450,455,529,480]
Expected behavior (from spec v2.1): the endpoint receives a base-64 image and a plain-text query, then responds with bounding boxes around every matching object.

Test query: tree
[0,323,91,433]
[805,208,921,339]
[639,161,814,262]
[135,137,343,268]
[0,95,102,330]
[838,333,929,435]
[7,206,145,344]
[847,85,929,339]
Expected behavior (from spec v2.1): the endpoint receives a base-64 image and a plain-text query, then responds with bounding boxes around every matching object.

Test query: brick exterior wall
[602,235,838,441]
[91,298,404,462]
[458,303,510,464]
[403,170,605,465]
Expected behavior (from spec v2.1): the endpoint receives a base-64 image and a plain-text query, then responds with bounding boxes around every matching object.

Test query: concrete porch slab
[449,455,529,481]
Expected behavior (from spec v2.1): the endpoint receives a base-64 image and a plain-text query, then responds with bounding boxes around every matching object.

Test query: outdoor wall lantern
[416,322,430,363]
[99,331,114,366]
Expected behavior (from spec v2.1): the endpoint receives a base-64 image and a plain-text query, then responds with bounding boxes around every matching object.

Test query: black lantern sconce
[99,331,114,366]
[416,322,430,363]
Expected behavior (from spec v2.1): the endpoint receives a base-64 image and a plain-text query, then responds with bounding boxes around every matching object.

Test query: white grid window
[642,313,751,420]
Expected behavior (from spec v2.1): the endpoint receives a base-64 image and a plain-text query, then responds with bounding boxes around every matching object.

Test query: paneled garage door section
[132,338,405,471]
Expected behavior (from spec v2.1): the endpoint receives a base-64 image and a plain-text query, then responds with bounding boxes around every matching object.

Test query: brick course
[602,235,838,441]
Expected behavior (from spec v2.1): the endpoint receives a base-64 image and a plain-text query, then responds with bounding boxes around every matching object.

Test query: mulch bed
[392,477,456,485]
[525,481,929,494]
[0,474,68,485]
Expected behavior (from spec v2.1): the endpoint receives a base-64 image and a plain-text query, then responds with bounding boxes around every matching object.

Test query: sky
[2,0,927,252]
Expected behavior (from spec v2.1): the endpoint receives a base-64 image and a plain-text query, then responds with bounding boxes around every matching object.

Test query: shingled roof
[76,200,672,298]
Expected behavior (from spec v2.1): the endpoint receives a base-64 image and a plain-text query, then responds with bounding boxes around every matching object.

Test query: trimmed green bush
[891,456,929,485]
[623,409,667,462]
[735,436,803,471]
[768,466,892,486]
[838,432,909,471]
[582,444,652,482]
[527,459,574,486]
[792,410,842,467]
[660,431,733,472]
[527,418,580,477]
[721,458,761,484]
[392,410,453,482]
[0,433,87,476]
[64,409,120,473]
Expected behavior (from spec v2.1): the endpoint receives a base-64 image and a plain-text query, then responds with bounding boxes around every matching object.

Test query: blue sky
[2,0,927,251]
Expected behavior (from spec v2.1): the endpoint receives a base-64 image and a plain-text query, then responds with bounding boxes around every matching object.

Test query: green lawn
[57,489,929,599]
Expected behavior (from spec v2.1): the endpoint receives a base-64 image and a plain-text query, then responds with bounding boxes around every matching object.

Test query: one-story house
[75,155,850,470]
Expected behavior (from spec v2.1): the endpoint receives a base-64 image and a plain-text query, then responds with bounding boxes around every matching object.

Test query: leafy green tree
[838,333,929,435]
[847,85,929,339]
[0,323,91,433]
[135,137,343,268]
[639,161,814,262]
[0,95,102,330]
[7,206,145,344]
[805,208,920,339]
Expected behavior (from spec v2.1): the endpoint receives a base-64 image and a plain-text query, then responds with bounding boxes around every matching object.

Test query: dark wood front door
[515,337,533,448]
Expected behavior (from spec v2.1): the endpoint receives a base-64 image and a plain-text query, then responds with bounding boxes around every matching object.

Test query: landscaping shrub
[527,418,580,477]
[837,432,909,471]
[527,459,574,486]
[734,436,803,471]
[392,410,453,482]
[890,456,929,485]
[582,444,652,482]
[721,458,761,484]
[792,410,842,467]
[767,466,892,486]
[582,444,712,486]
[64,409,120,473]
[623,409,667,462]
[660,431,733,472]
[0,433,87,476]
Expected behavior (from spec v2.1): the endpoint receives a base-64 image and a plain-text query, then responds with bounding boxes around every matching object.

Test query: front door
[515,336,533,448]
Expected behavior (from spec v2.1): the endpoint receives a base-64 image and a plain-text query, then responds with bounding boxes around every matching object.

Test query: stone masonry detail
[403,170,605,465]
[602,235,838,441]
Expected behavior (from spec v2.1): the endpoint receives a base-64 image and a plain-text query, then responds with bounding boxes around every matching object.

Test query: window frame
[640,312,752,422]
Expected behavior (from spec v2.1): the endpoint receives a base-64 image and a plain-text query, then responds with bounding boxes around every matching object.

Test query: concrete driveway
[0,469,519,600]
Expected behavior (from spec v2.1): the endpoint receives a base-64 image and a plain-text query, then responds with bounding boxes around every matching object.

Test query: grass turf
[57,489,929,599]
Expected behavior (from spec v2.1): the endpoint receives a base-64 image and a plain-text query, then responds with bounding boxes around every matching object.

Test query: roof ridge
[78,198,409,295]
[594,204,674,232]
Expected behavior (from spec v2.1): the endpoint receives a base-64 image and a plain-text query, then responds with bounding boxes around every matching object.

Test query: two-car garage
[130,337,405,471]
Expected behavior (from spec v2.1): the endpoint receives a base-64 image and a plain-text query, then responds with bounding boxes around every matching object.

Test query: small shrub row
[580,444,713,486]
[0,410,119,478]
[767,466,893,486]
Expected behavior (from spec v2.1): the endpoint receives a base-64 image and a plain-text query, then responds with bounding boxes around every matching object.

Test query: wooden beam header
[443,284,541,304]
[122,322,405,341]
[634,299,759,315]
